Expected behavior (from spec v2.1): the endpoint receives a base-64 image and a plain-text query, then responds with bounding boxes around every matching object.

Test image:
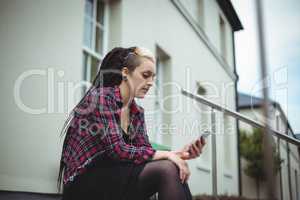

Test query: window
[154,55,170,145]
[219,15,227,61]
[198,0,204,27]
[154,56,164,144]
[83,52,99,82]
[275,113,280,131]
[180,0,204,28]
[154,46,172,147]
[82,0,107,82]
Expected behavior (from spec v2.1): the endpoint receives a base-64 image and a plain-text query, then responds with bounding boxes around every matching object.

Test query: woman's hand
[167,152,190,183]
[174,136,206,160]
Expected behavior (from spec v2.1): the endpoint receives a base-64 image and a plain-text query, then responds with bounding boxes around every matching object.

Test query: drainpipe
[275,115,283,200]
[277,137,283,200]
[231,29,242,196]
[287,141,293,200]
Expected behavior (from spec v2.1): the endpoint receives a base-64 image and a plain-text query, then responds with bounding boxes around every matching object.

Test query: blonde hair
[134,47,156,63]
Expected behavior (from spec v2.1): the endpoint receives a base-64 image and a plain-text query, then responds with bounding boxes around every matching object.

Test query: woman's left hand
[173,137,206,160]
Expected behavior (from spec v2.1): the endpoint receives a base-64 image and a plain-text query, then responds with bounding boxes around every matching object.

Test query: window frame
[219,14,227,62]
[82,0,109,83]
[179,0,205,30]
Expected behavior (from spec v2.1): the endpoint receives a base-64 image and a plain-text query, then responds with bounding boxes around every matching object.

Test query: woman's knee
[154,160,179,179]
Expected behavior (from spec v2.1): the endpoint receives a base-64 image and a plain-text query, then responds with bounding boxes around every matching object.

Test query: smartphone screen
[200,132,211,139]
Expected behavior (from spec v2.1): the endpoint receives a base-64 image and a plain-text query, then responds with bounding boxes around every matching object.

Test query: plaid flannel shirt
[61,86,156,185]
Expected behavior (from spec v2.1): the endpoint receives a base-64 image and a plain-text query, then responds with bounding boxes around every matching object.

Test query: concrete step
[0,191,61,200]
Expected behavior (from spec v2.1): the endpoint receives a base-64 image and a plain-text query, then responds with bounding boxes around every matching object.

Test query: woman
[58,46,206,200]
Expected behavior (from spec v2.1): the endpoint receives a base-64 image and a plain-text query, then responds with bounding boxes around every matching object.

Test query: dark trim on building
[238,104,267,110]
[232,29,242,196]
[287,143,293,200]
[216,0,243,31]
[277,137,283,200]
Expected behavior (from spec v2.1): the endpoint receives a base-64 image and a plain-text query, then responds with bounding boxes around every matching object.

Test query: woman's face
[126,58,156,98]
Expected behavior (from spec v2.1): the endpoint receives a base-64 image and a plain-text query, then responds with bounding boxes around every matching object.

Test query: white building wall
[203,0,234,69]
[289,143,300,200]
[0,0,85,193]
[121,0,238,196]
[0,0,240,196]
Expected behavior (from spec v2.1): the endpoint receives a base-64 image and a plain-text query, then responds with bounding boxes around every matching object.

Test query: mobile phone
[187,132,210,154]
[200,131,211,139]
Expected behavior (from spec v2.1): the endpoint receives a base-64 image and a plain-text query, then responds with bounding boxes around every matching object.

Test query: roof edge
[217,0,243,31]
[238,92,295,136]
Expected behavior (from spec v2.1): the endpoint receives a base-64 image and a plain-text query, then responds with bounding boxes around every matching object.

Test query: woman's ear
[121,67,129,77]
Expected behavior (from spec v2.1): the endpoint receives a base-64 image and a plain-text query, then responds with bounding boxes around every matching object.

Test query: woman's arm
[152,150,191,183]
[151,137,206,161]
[151,150,190,161]
[151,150,171,160]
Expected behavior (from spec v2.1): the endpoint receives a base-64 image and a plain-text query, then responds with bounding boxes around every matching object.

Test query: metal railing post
[255,0,276,198]
[211,108,218,196]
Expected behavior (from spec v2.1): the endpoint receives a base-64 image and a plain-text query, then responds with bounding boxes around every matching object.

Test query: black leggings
[62,159,192,200]
[136,160,193,200]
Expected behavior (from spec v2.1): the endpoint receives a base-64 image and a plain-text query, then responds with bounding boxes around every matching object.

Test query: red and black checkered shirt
[61,86,156,185]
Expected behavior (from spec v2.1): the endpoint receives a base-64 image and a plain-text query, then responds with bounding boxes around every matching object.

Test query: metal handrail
[181,87,300,198]
[181,88,300,146]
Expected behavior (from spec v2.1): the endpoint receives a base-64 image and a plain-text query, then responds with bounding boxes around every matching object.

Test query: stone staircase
[0,190,158,200]
[0,191,61,200]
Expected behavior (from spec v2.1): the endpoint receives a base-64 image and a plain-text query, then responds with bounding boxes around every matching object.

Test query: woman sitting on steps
[58,46,206,200]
